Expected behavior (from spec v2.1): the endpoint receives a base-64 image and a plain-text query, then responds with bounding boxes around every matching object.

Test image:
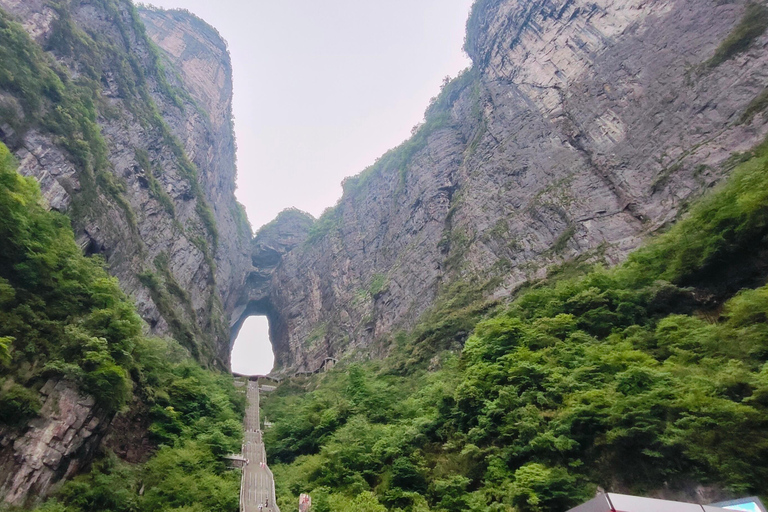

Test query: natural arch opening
[230,316,274,375]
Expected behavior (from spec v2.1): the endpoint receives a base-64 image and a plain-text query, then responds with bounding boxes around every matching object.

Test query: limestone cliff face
[0,0,251,369]
[138,6,253,365]
[0,1,250,503]
[231,209,314,370]
[240,0,768,373]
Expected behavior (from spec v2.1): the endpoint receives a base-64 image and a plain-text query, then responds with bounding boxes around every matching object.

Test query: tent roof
[569,493,737,512]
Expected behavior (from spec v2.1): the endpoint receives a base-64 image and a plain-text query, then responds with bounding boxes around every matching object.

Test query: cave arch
[229,298,275,351]
[229,208,314,374]
[229,297,286,374]
[229,314,274,375]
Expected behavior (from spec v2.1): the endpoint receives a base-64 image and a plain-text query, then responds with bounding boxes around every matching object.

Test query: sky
[143,0,475,374]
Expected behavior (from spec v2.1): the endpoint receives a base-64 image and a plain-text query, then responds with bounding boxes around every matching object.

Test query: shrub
[510,464,587,512]
[0,382,42,425]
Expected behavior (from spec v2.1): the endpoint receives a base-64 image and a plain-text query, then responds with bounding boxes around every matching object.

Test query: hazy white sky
[144,0,474,374]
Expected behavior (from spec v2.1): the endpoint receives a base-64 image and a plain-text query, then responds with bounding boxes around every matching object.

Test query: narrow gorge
[2,0,768,510]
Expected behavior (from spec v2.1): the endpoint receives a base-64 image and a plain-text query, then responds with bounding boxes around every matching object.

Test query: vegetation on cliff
[306,67,478,246]
[0,142,242,511]
[0,142,133,410]
[0,0,241,366]
[263,136,768,511]
[705,2,768,69]
[33,359,244,512]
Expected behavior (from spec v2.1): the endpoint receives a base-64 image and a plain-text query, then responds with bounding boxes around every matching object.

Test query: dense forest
[262,134,768,511]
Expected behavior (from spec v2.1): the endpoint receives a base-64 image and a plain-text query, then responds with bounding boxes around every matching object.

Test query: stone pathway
[241,380,279,512]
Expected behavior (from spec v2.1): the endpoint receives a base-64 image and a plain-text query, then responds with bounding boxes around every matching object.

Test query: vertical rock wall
[243,0,768,373]
[4,0,768,499]
[139,6,252,322]
[0,0,252,370]
[0,1,250,504]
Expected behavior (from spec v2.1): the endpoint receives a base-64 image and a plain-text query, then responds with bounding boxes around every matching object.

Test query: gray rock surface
[3,0,768,500]
[230,209,314,370]
[139,6,253,366]
[236,0,768,373]
[0,1,250,503]
[0,380,111,506]
[0,0,252,369]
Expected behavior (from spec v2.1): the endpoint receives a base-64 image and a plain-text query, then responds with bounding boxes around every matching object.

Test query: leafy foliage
[0,7,106,174]
[0,4,146,240]
[0,142,134,409]
[33,353,244,512]
[739,87,768,125]
[624,138,768,287]
[0,382,42,425]
[0,138,243,511]
[0,3,247,510]
[263,136,768,510]
[0,0,220,253]
[0,0,235,364]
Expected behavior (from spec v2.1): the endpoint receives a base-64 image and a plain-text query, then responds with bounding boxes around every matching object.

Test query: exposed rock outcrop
[0,380,111,506]
[138,5,253,366]
[231,209,313,370]
[240,0,768,373]
[4,0,768,501]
